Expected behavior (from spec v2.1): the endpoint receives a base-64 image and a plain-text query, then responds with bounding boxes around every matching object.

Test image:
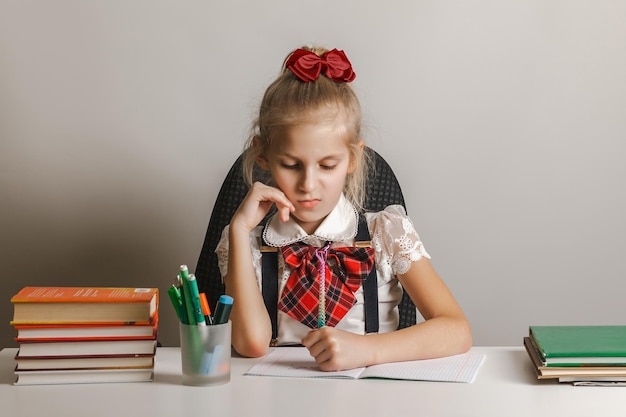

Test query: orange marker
[199,293,213,324]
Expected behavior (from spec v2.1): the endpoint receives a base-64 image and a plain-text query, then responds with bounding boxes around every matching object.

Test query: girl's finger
[278,206,291,222]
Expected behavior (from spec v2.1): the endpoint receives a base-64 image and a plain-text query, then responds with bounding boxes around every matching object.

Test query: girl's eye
[279,162,337,170]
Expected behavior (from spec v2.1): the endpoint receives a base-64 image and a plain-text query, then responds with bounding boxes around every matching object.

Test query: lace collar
[262,194,359,247]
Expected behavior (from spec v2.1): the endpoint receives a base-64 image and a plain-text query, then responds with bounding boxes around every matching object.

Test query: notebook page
[245,347,486,383]
[359,351,486,383]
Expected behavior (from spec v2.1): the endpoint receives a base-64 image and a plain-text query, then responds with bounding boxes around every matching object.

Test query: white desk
[0,347,624,417]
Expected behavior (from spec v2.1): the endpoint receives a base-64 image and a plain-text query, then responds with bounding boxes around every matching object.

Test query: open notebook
[245,347,486,383]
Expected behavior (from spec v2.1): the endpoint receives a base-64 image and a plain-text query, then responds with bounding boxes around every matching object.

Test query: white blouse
[215,194,430,345]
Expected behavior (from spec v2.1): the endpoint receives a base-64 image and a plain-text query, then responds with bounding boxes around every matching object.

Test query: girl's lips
[298,199,320,209]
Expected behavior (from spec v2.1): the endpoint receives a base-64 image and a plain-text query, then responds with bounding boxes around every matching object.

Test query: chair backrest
[194,147,417,329]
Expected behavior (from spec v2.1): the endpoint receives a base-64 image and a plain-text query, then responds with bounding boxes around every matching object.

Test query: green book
[529,325,626,366]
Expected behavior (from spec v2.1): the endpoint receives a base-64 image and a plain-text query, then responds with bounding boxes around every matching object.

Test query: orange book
[10,287,158,325]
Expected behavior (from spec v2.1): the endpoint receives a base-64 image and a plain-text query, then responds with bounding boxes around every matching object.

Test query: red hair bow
[285,48,356,83]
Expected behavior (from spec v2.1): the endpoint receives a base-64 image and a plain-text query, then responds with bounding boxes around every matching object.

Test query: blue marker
[207,345,223,375]
[213,295,233,325]
[200,351,213,374]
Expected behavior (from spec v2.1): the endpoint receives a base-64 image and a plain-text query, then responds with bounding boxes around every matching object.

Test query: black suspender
[260,242,279,343]
[260,216,379,344]
[355,217,380,335]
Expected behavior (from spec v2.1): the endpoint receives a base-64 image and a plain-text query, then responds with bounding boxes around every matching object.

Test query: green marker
[187,273,206,326]
[179,265,196,325]
[167,285,184,323]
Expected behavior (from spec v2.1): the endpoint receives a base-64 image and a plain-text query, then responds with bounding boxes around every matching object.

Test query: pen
[199,292,214,325]
[179,265,197,326]
[187,273,206,326]
[213,295,233,325]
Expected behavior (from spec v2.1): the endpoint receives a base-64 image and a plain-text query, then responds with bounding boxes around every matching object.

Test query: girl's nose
[299,168,315,192]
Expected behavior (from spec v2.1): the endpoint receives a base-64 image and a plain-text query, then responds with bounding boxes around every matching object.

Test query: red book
[14,367,155,385]
[15,353,155,371]
[16,338,157,358]
[11,287,159,325]
[14,317,158,341]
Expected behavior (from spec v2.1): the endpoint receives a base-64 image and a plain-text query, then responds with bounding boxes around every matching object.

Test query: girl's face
[259,116,357,234]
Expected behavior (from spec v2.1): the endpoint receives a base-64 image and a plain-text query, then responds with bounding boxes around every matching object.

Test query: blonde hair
[242,46,371,212]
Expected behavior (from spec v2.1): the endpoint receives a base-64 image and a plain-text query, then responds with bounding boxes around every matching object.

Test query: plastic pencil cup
[179,321,231,386]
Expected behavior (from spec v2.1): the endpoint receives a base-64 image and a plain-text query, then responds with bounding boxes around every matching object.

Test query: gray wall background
[2,1,625,348]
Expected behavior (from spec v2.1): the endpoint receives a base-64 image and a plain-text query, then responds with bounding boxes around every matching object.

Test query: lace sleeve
[365,205,431,277]
[215,225,263,287]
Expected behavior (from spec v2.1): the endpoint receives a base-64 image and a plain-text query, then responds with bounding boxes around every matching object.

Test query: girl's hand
[230,182,295,232]
[301,327,374,371]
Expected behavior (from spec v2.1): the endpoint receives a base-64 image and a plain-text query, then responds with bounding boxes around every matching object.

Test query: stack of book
[524,325,626,385]
[10,286,159,385]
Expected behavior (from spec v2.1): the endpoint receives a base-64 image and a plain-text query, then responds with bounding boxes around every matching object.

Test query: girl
[216,46,472,371]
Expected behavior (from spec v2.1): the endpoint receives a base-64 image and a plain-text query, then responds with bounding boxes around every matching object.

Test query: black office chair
[194,147,417,330]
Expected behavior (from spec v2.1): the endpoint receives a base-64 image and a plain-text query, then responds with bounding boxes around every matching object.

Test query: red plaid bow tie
[278,242,375,329]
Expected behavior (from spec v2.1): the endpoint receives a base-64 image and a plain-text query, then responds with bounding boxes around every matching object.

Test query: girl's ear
[253,135,270,171]
[348,140,365,174]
